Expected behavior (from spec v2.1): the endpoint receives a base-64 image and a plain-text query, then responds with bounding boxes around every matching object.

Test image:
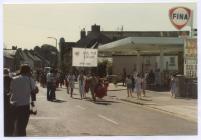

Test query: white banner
[72,48,98,67]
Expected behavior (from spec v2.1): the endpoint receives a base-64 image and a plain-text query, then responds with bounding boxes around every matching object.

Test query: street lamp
[47,37,60,69]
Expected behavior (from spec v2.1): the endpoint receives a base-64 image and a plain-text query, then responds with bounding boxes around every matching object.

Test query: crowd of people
[124,72,148,99]
[123,69,177,99]
[4,65,177,137]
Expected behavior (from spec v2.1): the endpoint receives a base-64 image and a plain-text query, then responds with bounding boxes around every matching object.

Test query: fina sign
[169,7,191,30]
[72,48,98,67]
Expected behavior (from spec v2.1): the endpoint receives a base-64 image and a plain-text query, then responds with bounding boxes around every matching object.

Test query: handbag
[29,78,38,115]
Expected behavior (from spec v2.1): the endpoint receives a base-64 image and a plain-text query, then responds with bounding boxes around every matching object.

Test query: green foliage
[97,59,112,77]
[33,44,58,68]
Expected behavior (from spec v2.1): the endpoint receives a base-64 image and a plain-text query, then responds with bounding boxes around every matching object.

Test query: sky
[3,1,197,49]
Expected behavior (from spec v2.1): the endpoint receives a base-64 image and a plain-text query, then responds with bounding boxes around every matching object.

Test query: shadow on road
[109,96,116,97]
[51,99,67,103]
[72,97,82,100]
[94,100,121,105]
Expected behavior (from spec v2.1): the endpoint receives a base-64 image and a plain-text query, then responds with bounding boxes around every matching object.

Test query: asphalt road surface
[26,83,197,136]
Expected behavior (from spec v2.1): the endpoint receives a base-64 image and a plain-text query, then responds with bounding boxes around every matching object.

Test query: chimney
[12,46,17,50]
[91,24,100,32]
[80,28,86,39]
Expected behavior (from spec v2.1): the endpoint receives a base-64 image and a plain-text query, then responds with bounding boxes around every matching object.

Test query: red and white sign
[169,7,191,30]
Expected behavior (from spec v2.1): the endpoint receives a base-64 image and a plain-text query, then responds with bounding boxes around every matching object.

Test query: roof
[98,37,185,54]
[101,31,190,37]
[35,54,50,65]
[3,50,17,59]
[25,51,41,62]
[21,51,31,61]
[76,31,112,48]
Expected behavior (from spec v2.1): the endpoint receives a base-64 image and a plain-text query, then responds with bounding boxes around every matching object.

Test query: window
[169,57,175,66]
[145,57,150,65]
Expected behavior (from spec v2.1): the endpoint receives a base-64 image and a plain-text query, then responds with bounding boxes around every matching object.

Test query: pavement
[106,83,198,123]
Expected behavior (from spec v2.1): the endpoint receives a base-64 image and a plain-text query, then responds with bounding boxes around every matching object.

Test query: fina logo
[169,7,191,30]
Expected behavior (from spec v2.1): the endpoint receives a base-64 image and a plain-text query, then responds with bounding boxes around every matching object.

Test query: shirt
[10,75,36,106]
[126,78,132,85]
[47,73,55,83]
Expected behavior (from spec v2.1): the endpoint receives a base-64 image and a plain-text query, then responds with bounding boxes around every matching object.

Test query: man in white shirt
[46,69,53,101]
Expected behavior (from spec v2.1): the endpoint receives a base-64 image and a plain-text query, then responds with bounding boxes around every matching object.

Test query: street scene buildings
[3,2,198,138]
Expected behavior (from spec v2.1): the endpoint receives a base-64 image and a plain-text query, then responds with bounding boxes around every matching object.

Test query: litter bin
[192,80,197,99]
[186,79,197,99]
[175,75,186,98]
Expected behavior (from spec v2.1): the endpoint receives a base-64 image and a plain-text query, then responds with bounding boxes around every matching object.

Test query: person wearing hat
[9,64,37,136]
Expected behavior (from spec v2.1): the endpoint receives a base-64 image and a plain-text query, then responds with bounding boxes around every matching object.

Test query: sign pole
[190,10,193,38]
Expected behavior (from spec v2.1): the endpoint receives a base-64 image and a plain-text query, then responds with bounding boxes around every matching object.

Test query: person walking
[135,74,142,99]
[122,68,127,86]
[78,72,86,99]
[65,73,70,94]
[4,68,12,136]
[131,74,135,93]
[87,73,97,102]
[9,64,37,136]
[141,73,147,97]
[68,72,76,98]
[125,75,133,97]
[170,74,176,98]
[50,70,57,100]
[46,69,53,101]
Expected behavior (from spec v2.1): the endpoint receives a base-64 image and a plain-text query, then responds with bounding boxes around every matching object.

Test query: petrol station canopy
[98,37,185,55]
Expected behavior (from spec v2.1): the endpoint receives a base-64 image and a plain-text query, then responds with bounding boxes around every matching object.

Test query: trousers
[10,105,30,136]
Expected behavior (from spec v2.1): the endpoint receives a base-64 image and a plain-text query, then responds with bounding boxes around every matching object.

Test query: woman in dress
[141,73,147,97]
[135,74,142,99]
[78,72,86,99]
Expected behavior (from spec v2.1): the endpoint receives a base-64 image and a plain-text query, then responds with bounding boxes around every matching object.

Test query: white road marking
[97,114,119,125]
[30,117,58,120]
[76,105,86,110]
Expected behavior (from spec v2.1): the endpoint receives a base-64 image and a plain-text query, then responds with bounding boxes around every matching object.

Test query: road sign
[169,7,191,30]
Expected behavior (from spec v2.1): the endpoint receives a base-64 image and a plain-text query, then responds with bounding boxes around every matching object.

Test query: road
[27,83,197,136]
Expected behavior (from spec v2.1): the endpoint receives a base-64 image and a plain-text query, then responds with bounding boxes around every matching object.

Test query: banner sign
[169,7,191,30]
[72,48,97,67]
[184,38,197,78]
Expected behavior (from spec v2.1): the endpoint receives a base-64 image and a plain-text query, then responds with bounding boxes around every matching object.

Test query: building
[59,24,112,72]
[76,24,112,48]
[3,47,24,71]
[60,24,196,78]
[4,47,49,72]
[87,25,190,41]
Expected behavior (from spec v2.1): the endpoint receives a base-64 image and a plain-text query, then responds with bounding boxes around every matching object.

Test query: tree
[97,60,112,77]
[33,44,58,68]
